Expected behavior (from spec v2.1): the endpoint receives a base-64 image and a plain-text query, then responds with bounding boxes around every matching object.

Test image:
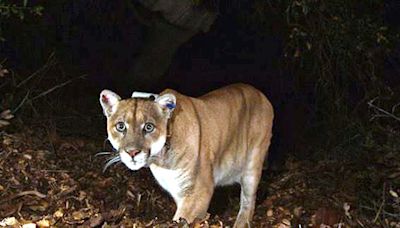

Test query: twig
[361,205,400,219]
[15,190,47,198]
[392,102,400,114]
[55,185,77,198]
[368,98,400,122]
[30,79,72,101]
[16,52,56,88]
[41,169,71,173]
[356,219,365,227]
[30,74,86,101]
[0,190,47,204]
[12,91,30,114]
[373,184,386,223]
[373,200,385,223]
[0,5,33,10]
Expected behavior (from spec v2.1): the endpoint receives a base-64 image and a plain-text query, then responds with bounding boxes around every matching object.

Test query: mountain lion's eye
[115,122,126,132]
[143,123,155,133]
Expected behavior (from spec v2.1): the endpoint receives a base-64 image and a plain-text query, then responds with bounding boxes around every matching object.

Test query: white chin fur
[120,151,147,170]
[151,136,166,156]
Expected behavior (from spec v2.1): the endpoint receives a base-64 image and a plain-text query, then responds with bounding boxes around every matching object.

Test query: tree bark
[124,0,216,90]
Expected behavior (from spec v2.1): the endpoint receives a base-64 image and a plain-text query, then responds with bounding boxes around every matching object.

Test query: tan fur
[100,83,273,227]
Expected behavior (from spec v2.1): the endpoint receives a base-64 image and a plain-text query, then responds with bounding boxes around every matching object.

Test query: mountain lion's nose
[127,149,140,157]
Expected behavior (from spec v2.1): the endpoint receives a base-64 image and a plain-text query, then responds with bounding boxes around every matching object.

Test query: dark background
[0,0,398,165]
[1,1,399,226]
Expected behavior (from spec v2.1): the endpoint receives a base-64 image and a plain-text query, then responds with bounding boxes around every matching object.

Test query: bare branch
[368,98,400,122]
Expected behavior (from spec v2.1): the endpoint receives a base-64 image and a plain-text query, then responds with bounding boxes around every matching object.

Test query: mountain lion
[99,83,273,227]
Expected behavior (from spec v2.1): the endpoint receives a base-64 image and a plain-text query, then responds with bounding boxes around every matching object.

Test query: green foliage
[282,0,393,95]
[242,0,399,160]
[0,0,43,41]
[274,2,400,222]
[242,0,396,96]
[282,0,397,157]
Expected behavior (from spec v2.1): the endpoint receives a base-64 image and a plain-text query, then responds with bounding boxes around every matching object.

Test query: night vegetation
[0,0,399,227]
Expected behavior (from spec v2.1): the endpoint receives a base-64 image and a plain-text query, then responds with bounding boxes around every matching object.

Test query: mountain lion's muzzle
[126,148,140,157]
[119,148,150,170]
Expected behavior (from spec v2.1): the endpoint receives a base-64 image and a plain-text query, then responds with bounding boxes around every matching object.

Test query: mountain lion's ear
[100,90,121,117]
[155,93,176,117]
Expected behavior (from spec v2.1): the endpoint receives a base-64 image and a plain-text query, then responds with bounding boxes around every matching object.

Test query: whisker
[103,155,121,173]
[103,138,109,150]
[103,138,117,152]
[95,151,112,157]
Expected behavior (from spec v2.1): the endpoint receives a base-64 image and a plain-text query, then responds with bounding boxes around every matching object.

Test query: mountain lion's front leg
[173,180,214,223]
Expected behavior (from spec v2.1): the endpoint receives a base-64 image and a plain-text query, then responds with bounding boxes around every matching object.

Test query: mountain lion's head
[99,90,176,170]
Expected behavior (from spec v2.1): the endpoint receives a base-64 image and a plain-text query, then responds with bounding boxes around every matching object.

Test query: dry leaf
[2,136,13,145]
[389,190,399,198]
[36,219,50,227]
[293,206,303,218]
[29,201,49,212]
[275,219,291,228]
[0,217,18,226]
[294,48,300,58]
[72,211,86,221]
[88,214,104,227]
[23,154,33,160]
[387,171,400,179]
[0,68,8,77]
[53,209,64,218]
[0,110,14,120]
[78,191,87,201]
[267,209,274,217]
[312,207,341,227]
[22,224,36,228]
[0,120,10,128]
[343,203,351,219]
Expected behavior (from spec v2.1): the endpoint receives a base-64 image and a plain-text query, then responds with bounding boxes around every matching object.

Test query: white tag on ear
[131,91,159,99]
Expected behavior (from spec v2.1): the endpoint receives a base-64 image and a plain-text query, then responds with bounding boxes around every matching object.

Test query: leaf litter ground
[0,126,399,227]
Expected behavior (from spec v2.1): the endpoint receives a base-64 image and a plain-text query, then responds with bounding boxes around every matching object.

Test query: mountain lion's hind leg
[234,141,271,228]
[234,172,260,228]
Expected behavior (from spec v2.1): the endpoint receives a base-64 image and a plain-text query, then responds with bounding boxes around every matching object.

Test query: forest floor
[0,66,399,227]
[0,122,399,228]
